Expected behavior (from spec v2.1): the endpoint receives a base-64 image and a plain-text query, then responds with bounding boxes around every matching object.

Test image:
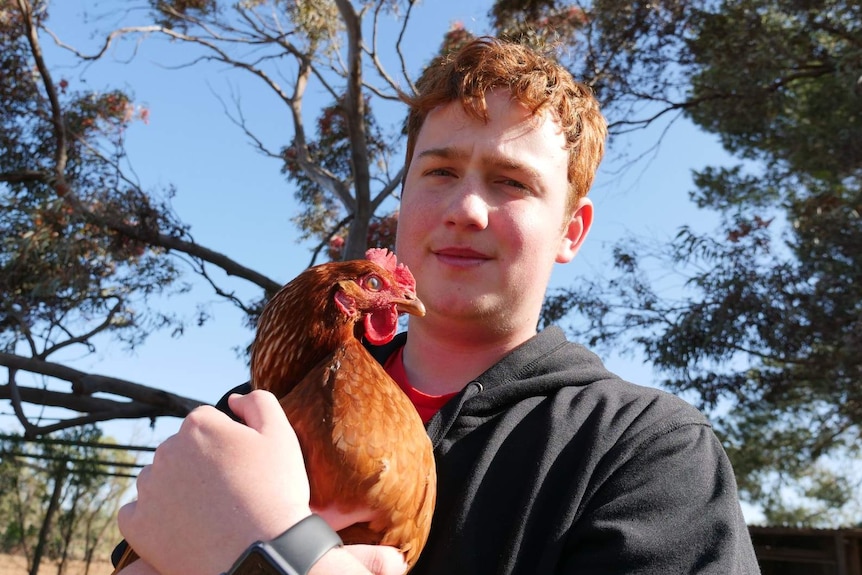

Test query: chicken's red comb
[365,248,415,291]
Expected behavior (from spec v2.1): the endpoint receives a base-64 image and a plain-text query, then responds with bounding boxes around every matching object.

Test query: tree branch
[365,0,412,101]
[40,299,124,359]
[0,352,205,416]
[334,0,372,260]
[286,51,356,213]
[17,0,68,187]
[370,164,405,213]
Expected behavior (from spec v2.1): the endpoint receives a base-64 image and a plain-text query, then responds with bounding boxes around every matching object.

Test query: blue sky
[10,0,737,484]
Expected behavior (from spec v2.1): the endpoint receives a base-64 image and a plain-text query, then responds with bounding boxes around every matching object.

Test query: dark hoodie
[115,326,759,574]
[368,326,760,574]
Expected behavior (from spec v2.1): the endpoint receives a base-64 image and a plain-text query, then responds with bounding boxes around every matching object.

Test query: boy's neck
[402,318,537,396]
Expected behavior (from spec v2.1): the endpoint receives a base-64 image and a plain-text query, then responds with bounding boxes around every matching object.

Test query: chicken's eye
[365,275,383,291]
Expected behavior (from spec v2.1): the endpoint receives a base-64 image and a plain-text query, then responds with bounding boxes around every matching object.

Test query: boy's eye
[427,168,453,177]
[500,179,533,195]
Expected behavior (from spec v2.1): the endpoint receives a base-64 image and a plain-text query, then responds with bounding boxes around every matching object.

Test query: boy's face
[396,89,592,339]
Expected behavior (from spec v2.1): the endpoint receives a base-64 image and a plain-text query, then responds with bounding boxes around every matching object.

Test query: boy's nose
[445,181,489,230]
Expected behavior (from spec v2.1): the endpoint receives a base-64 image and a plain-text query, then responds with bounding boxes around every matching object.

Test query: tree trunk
[29,464,67,575]
[56,484,82,575]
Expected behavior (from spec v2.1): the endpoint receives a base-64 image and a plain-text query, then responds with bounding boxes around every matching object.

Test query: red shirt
[384,346,457,424]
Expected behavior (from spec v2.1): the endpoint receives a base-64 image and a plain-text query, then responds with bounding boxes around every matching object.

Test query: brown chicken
[111,248,436,573]
[249,247,436,569]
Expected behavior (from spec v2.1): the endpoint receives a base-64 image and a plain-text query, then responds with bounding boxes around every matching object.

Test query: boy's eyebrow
[416,146,466,161]
[416,147,542,180]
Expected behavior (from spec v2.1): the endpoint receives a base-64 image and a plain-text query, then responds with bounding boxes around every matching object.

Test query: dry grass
[0,553,114,575]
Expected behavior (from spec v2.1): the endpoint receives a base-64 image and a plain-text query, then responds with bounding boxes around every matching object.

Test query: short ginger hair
[403,36,607,212]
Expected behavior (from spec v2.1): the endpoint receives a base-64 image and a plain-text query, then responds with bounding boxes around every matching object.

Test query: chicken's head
[333,248,425,345]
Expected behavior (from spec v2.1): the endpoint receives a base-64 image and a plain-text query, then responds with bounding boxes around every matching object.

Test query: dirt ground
[0,553,114,575]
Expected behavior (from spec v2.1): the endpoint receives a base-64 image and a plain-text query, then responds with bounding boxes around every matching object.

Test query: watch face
[231,547,282,575]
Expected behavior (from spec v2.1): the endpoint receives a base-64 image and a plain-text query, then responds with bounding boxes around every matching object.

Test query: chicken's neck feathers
[251,275,356,396]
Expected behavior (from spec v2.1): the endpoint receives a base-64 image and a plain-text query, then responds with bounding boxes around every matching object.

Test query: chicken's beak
[395,296,426,318]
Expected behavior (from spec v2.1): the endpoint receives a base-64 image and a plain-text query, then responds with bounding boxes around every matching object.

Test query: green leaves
[536,0,861,524]
[686,0,862,179]
[1,2,185,359]
[0,428,134,566]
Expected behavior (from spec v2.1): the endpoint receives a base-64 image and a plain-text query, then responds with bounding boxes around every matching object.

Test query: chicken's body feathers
[280,338,435,567]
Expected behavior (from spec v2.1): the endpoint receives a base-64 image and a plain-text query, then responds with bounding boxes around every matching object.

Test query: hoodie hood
[368,326,622,447]
[461,326,618,409]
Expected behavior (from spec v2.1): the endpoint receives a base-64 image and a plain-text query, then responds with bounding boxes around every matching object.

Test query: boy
[117,37,760,575]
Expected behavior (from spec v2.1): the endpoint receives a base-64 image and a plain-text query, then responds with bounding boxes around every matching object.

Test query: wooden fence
[751,526,862,575]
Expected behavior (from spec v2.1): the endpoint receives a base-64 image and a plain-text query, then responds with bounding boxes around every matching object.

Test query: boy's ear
[556,198,593,264]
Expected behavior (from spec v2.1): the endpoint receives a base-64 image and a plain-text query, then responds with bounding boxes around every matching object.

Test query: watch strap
[267,514,343,575]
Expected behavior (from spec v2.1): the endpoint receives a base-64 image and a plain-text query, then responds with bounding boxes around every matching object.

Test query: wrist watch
[223,514,343,575]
